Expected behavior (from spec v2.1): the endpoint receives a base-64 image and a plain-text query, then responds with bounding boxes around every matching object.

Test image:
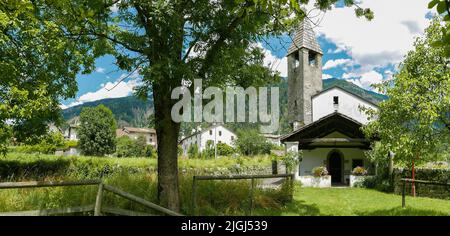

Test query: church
[280,20,378,186]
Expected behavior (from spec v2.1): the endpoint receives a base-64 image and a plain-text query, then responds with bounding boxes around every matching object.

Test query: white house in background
[179,124,237,156]
[281,19,379,186]
[116,127,158,148]
[64,117,80,141]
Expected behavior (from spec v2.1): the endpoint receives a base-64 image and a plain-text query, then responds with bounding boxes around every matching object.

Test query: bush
[217,143,235,156]
[312,166,328,177]
[281,151,301,174]
[116,136,150,157]
[352,166,368,176]
[13,132,67,155]
[78,105,117,156]
[187,144,200,159]
[234,129,272,156]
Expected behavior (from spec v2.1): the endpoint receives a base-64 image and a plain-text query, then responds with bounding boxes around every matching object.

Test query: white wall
[312,87,378,124]
[296,146,370,184]
[180,125,237,156]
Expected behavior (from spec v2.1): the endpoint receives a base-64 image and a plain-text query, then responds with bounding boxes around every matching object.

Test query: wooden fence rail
[401,178,450,208]
[0,180,182,216]
[192,173,295,216]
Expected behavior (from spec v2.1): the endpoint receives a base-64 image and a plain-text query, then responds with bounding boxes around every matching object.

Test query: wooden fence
[0,180,182,216]
[192,173,295,216]
[401,178,450,208]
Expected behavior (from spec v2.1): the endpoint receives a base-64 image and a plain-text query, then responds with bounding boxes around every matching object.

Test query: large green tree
[25,0,372,211]
[363,18,450,196]
[428,0,450,57]
[78,105,117,156]
[0,0,97,154]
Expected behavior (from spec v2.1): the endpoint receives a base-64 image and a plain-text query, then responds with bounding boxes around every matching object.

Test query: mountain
[61,78,386,132]
[62,96,154,127]
[322,78,387,104]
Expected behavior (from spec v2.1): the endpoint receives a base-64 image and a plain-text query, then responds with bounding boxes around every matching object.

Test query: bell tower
[287,19,323,130]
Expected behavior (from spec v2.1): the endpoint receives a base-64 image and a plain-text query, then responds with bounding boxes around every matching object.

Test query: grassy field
[255,187,450,216]
[0,152,448,216]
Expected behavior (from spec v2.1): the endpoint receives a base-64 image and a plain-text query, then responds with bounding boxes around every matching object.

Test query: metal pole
[214,126,217,159]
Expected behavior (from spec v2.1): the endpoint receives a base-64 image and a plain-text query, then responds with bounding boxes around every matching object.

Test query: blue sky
[61,0,434,109]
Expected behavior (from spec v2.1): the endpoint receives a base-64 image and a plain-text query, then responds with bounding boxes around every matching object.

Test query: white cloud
[110,0,121,13]
[95,67,105,73]
[62,78,140,109]
[345,70,383,92]
[322,58,353,70]
[307,0,432,71]
[258,43,288,77]
[322,74,333,79]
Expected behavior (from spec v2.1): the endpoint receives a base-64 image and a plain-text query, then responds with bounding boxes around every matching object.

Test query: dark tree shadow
[355,207,449,216]
[254,199,321,216]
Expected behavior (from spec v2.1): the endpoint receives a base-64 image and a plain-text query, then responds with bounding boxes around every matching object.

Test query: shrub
[281,151,301,174]
[202,140,215,159]
[217,143,235,156]
[13,132,66,155]
[352,166,368,176]
[312,166,328,177]
[116,136,149,157]
[78,105,117,156]
[234,129,272,156]
[187,144,199,159]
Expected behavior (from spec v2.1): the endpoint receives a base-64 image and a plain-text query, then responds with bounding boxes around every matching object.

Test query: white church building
[281,20,379,186]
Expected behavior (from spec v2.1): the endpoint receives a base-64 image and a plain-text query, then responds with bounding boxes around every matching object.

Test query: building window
[352,159,364,169]
[231,136,234,141]
[333,96,339,105]
[308,51,317,66]
[294,53,300,68]
[219,131,222,136]
[209,130,212,135]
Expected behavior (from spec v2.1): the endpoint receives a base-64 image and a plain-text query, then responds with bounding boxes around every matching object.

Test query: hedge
[393,167,449,200]
[0,153,271,181]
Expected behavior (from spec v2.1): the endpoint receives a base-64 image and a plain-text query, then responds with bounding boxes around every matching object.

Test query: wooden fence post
[192,176,197,216]
[249,178,255,216]
[402,179,406,208]
[94,183,104,216]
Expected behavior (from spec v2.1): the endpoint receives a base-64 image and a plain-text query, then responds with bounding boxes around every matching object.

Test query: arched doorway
[328,151,343,184]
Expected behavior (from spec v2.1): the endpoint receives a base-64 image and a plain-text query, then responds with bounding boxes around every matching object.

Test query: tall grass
[0,153,287,215]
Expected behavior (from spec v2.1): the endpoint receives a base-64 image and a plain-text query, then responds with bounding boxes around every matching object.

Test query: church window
[333,96,339,105]
[308,51,317,66]
[294,53,300,68]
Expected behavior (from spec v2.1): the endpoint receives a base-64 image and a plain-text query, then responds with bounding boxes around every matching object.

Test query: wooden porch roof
[281,112,371,149]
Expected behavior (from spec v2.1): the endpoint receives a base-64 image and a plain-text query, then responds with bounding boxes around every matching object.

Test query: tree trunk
[153,82,181,212]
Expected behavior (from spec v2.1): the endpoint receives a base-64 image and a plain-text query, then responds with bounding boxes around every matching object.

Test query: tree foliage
[0,0,97,154]
[116,135,154,157]
[78,105,117,156]
[363,18,450,169]
[428,0,450,57]
[3,0,373,210]
[234,129,272,155]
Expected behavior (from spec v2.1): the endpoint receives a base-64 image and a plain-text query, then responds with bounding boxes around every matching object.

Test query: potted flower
[350,166,368,187]
[299,166,331,187]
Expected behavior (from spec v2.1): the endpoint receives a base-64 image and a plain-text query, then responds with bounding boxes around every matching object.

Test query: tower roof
[287,19,323,55]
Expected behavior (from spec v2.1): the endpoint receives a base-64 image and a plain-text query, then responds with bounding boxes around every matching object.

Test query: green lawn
[255,187,450,216]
